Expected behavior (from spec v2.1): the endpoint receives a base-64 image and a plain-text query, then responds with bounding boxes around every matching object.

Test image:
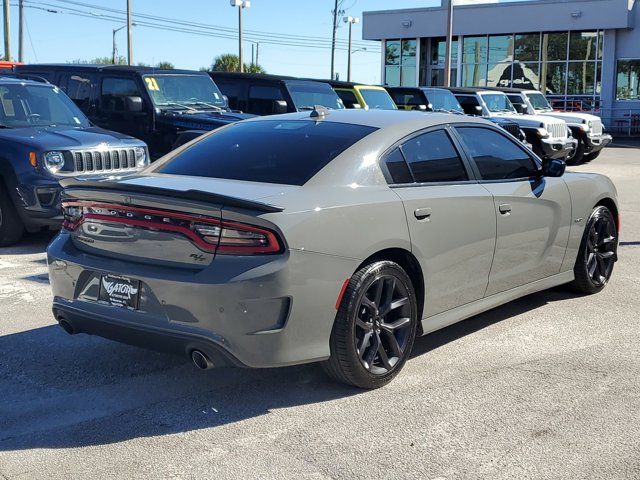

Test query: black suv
[209,72,344,116]
[0,75,148,245]
[16,64,254,158]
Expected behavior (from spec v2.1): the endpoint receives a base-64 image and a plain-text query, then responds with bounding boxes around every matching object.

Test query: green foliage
[156,61,175,69]
[211,54,265,73]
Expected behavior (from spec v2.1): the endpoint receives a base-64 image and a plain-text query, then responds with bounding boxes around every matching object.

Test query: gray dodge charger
[47,109,619,389]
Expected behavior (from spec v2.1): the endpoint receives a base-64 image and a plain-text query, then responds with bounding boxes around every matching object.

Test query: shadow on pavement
[0,231,56,255]
[0,286,583,452]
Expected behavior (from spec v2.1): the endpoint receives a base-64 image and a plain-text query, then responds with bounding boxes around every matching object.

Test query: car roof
[244,108,489,130]
[209,72,329,85]
[0,75,53,86]
[445,87,503,95]
[17,64,205,75]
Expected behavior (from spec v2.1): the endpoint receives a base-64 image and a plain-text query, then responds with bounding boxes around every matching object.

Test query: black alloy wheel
[569,206,618,294]
[323,260,418,389]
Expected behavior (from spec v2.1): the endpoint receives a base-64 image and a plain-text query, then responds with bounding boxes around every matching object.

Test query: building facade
[363,0,640,128]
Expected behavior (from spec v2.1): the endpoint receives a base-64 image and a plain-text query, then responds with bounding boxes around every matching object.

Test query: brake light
[62,201,283,255]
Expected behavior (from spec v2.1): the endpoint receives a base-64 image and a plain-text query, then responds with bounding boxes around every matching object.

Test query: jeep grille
[72,148,137,174]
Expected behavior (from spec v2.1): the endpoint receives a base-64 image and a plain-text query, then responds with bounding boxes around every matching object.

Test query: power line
[29,0,378,51]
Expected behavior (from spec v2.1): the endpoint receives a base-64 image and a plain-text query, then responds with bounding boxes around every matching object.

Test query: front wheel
[582,150,602,162]
[566,138,585,165]
[0,185,24,246]
[568,205,618,294]
[323,261,418,389]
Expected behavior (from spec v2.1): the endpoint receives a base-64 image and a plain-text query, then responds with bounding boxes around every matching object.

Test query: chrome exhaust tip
[191,350,214,370]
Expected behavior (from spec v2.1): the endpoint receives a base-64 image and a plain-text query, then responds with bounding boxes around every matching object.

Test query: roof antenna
[310,105,329,119]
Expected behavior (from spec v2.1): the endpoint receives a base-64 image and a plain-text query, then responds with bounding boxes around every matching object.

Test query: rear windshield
[157,120,377,185]
[286,81,345,111]
[359,89,397,110]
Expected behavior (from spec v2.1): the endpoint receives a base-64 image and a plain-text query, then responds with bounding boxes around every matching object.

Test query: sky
[1,0,444,84]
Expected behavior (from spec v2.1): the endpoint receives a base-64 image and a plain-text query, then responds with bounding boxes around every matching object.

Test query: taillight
[62,201,283,256]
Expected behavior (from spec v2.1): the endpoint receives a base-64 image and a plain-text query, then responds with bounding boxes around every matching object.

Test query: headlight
[134,147,147,167]
[43,151,65,174]
[536,128,549,138]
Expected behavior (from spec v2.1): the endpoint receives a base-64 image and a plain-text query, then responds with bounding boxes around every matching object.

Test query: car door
[453,125,571,296]
[384,127,497,317]
[58,70,97,119]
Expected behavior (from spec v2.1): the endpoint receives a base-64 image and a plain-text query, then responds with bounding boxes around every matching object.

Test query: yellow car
[328,81,397,110]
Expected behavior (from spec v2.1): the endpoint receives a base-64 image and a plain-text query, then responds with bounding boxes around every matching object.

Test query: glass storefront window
[486,63,512,87]
[386,40,401,65]
[385,66,400,87]
[512,62,540,90]
[462,64,487,87]
[540,62,566,94]
[430,68,457,87]
[567,61,596,95]
[463,36,488,64]
[514,33,540,62]
[597,31,604,60]
[542,32,568,62]
[402,40,417,67]
[488,35,514,63]
[616,59,640,100]
[401,66,417,86]
[569,31,597,61]
[431,37,458,65]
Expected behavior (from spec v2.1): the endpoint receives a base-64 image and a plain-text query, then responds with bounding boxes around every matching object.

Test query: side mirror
[222,94,229,104]
[513,103,527,114]
[474,105,483,116]
[273,100,288,114]
[125,96,143,113]
[542,158,566,177]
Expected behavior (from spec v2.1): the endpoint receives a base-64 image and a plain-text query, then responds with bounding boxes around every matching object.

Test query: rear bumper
[584,133,612,152]
[539,136,578,159]
[47,232,358,369]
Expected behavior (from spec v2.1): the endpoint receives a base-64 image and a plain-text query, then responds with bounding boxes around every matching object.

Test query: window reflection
[512,62,540,90]
[514,34,540,62]
[569,31,597,61]
[541,32,568,62]
[463,36,488,64]
[540,62,566,94]
[486,63,513,87]
[567,62,596,95]
[616,59,640,100]
[488,35,514,63]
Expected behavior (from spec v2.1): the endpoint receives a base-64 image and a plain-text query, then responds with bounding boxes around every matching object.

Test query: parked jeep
[0,75,148,245]
[494,88,612,164]
[324,80,396,110]
[386,86,529,146]
[209,72,344,116]
[16,64,254,159]
[447,87,576,161]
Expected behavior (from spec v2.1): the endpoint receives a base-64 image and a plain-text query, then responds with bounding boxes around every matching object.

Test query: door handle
[414,207,432,221]
[499,203,512,215]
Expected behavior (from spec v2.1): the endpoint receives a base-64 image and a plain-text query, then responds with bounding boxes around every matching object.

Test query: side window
[400,129,468,183]
[383,148,413,184]
[216,79,240,110]
[455,126,539,180]
[63,73,94,110]
[101,77,141,112]
[248,84,284,115]
[456,95,481,115]
[336,90,359,108]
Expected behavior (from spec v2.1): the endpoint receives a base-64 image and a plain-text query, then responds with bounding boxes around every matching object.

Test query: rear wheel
[566,138,585,165]
[582,150,601,162]
[0,184,24,246]
[568,206,618,294]
[323,261,418,389]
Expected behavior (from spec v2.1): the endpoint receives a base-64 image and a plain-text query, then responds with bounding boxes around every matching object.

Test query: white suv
[448,88,577,162]
[500,89,612,164]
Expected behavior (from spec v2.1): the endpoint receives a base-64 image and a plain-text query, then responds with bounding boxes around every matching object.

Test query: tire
[0,183,24,246]
[582,150,602,163]
[565,138,585,165]
[567,205,618,294]
[322,260,418,389]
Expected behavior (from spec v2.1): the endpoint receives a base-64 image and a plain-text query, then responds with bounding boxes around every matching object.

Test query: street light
[343,16,360,82]
[113,23,136,64]
[230,0,250,73]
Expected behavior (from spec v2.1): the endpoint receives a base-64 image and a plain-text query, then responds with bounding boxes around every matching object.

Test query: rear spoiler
[59,178,284,213]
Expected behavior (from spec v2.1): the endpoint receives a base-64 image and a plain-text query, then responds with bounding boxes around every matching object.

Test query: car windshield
[526,92,553,111]
[143,74,227,110]
[481,93,517,113]
[157,120,376,185]
[286,81,345,111]
[0,83,90,128]
[359,88,397,110]
[423,88,464,113]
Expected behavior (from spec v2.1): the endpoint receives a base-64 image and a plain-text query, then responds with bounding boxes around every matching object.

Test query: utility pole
[230,1,250,73]
[255,42,259,67]
[18,0,24,62]
[3,0,10,61]
[343,16,359,82]
[330,0,339,79]
[443,0,454,87]
[126,0,133,65]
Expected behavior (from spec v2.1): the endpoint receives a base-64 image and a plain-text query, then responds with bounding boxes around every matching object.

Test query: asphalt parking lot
[1,142,639,479]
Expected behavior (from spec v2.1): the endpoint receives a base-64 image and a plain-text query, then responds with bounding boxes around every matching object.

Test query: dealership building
[363,0,640,129]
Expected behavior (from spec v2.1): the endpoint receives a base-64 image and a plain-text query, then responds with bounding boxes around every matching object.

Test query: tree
[70,56,126,65]
[211,53,266,74]
[156,61,175,69]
